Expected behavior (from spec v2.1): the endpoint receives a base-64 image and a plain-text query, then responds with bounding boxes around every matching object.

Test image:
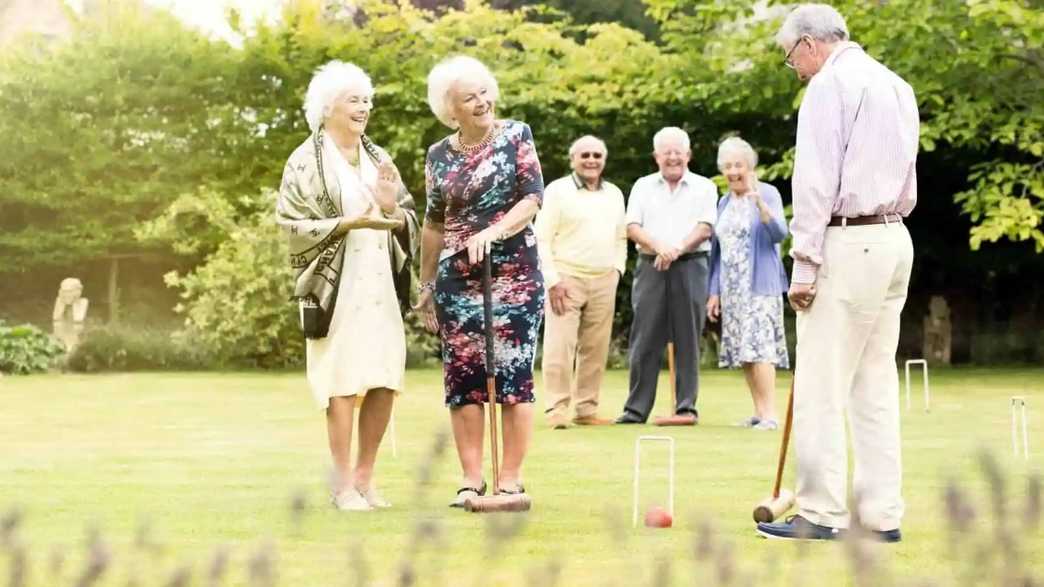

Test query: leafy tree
[0,3,243,271]
[645,0,1044,251]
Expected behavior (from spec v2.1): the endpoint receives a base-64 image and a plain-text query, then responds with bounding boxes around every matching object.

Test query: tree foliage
[1,0,1041,364]
[0,3,245,270]
[647,0,1044,250]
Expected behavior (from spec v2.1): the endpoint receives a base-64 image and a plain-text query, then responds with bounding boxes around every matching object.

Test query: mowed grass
[2,367,1042,586]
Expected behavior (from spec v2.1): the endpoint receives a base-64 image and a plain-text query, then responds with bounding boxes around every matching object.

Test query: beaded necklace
[454,122,499,154]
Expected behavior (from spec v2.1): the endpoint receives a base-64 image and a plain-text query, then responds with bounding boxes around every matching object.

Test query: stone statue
[923,295,951,365]
[53,277,89,350]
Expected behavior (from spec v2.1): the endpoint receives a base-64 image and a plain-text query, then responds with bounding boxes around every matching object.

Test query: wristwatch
[419,280,435,295]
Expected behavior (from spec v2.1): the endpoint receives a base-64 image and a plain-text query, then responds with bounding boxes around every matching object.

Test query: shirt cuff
[543,266,561,288]
[791,260,819,284]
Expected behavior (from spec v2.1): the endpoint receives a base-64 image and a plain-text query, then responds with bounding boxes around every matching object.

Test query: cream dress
[305,140,406,409]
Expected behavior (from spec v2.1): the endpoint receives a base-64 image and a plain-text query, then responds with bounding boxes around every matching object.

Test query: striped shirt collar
[823,41,863,70]
[571,172,603,191]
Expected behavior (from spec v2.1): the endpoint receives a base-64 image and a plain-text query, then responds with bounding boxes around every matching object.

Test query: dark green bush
[65,324,212,372]
[0,320,65,374]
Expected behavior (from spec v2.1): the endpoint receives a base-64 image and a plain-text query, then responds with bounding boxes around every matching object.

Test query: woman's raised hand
[375,160,401,210]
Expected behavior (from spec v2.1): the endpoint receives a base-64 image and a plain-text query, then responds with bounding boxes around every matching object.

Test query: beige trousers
[542,271,619,419]
[794,222,913,531]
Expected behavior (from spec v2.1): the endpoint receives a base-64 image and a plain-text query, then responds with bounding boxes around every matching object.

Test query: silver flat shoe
[357,486,391,509]
[737,416,761,428]
[753,419,779,431]
[331,488,373,512]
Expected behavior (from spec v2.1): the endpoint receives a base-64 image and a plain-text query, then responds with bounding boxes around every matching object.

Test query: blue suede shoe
[871,528,902,543]
[756,515,843,541]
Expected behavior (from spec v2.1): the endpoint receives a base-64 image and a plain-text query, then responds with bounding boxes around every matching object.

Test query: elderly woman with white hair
[706,137,789,430]
[276,60,418,511]
[413,55,544,506]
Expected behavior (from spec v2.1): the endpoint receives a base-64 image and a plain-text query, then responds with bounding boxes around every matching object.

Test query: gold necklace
[455,124,496,154]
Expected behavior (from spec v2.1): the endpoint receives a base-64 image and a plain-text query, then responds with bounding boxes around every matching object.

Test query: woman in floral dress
[707,137,790,430]
[414,56,544,506]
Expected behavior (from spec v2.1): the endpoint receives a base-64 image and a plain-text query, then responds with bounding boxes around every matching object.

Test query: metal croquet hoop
[632,435,675,528]
[904,359,930,412]
[1011,396,1029,460]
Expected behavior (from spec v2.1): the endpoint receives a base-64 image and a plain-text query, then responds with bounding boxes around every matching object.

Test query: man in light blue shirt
[616,127,718,424]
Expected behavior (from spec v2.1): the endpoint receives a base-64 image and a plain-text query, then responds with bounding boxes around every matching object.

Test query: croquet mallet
[465,254,532,513]
[752,378,796,522]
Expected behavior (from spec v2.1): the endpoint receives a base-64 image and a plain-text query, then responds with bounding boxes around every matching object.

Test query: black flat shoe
[449,481,487,508]
[614,414,645,424]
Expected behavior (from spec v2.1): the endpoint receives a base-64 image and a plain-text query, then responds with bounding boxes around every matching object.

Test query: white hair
[775,3,849,49]
[653,127,690,153]
[716,136,758,171]
[303,60,374,133]
[568,135,607,158]
[426,55,501,129]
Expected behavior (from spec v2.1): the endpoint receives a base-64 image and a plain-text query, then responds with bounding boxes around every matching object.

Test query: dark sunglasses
[578,152,604,160]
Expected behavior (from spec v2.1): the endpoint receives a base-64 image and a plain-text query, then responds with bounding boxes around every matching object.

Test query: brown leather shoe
[547,414,570,430]
[652,413,698,426]
[573,415,613,426]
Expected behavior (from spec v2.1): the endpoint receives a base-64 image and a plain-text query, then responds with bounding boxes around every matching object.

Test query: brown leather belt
[827,214,902,227]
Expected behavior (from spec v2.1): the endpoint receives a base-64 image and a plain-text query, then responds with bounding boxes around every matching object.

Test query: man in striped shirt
[756,4,918,543]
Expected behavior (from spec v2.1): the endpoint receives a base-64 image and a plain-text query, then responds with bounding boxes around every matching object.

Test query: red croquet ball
[644,506,673,528]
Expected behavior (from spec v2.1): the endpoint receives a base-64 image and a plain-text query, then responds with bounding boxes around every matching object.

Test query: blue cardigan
[708,182,789,297]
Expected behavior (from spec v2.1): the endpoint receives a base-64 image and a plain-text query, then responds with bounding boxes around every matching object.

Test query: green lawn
[2,368,1041,586]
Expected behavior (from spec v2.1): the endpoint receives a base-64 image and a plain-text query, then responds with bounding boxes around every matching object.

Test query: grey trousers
[622,254,708,422]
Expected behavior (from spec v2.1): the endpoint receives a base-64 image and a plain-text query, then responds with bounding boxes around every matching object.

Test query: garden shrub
[0,320,65,374]
[65,324,212,372]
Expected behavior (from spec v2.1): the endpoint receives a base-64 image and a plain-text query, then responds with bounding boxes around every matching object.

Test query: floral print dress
[425,120,545,407]
[717,196,790,369]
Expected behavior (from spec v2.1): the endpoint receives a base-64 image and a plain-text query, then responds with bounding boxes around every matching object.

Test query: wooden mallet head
[465,493,532,513]
[753,489,795,523]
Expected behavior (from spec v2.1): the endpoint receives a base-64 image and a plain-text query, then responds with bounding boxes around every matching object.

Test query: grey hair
[774,3,849,49]
[653,127,690,153]
[568,135,608,158]
[426,55,501,129]
[716,136,758,171]
[303,60,374,133]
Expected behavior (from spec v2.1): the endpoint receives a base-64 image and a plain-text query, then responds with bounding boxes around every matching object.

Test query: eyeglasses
[784,37,804,69]
[578,152,604,160]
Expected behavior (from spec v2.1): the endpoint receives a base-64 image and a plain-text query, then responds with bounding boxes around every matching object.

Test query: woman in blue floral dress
[414,57,544,506]
[707,137,790,430]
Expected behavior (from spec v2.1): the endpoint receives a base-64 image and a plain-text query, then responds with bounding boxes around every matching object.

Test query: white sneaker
[331,488,373,512]
[357,486,391,509]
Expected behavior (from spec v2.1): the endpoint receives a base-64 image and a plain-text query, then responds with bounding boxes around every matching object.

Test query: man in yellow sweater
[535,135,628,429]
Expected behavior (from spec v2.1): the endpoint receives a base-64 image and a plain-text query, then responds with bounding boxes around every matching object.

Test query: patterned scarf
[275,126,418,332]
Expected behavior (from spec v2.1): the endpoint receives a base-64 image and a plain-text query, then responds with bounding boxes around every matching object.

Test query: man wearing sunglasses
[535,135,627,429]
[756,4,918,543]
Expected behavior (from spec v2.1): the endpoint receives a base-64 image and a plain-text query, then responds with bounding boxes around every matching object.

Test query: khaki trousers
[794,222,913,531]
[542,271,619,419]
